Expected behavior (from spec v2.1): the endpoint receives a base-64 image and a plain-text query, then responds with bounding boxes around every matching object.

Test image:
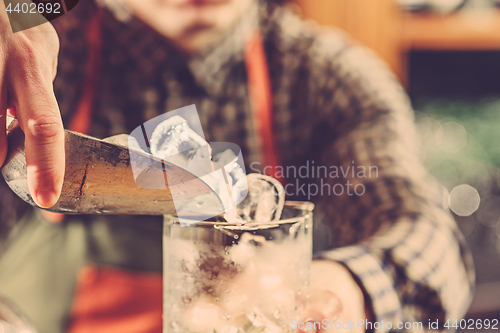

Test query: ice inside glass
[163,201,313,333]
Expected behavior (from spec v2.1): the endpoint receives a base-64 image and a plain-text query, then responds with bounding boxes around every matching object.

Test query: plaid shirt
[4,1,474,332]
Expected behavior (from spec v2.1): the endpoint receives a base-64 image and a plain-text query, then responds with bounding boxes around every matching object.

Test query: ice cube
[232,177,249,207]
[183,297,223,333]
[150,115,208,164]
[185,145,214,178]
[236,174,285,223]
[214,149,248,210]
[259,274,282,290]
[247,308,283,333]
[198,170,234,213]
[149,116,215,186]
[220,326,239,333]
[239,232,267,247]
[227,310,282,333]
[229,233,266,265]
[214,149,246,185]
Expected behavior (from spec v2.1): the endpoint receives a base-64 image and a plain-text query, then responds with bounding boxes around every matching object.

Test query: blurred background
[293,0,500,327]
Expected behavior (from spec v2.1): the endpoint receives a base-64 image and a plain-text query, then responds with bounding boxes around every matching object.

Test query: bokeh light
[476,196,500,228]
[449,184,481,216]
[435,121,467,153]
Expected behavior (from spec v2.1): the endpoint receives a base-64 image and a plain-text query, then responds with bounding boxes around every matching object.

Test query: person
[0,0,474,332]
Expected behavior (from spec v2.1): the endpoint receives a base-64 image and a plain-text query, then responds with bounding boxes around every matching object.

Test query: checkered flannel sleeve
[308,39,475,333]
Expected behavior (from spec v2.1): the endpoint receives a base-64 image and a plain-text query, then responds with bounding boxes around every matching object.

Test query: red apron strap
[68,9,102,134]
[244,31,284,184]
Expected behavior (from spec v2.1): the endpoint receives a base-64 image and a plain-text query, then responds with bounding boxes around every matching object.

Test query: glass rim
[164,200,314,227]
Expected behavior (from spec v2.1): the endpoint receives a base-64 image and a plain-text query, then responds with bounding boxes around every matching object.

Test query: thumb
[296,308,325,333]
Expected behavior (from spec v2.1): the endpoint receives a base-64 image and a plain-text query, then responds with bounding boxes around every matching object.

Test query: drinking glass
[163,201,314,333]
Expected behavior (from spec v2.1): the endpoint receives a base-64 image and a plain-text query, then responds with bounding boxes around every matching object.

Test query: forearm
[317,209,475,333]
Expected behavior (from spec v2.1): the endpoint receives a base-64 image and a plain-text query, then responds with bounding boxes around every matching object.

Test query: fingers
[11,69,64,208]
[0,1,62,209]
[296,291,342,333]
[21,94,64,208]
[296,308,325,333]
[0,87,7,168]
[309,290,343,320]
[0,2,10,175]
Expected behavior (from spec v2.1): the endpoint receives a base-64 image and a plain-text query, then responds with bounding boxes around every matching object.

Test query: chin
[162,0,232,6]
[127,0,253,52]
[172,28,227,53]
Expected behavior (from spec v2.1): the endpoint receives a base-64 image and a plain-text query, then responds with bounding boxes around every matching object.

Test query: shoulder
[265,5,408,111]
[265,6,399,91]
[264,5,352,65]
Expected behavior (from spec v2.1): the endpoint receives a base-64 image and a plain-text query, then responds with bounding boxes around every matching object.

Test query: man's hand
[0,3,64,209]
[296,260,367,333]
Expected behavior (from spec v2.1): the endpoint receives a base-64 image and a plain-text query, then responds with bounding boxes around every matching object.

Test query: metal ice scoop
[1,120,224,216]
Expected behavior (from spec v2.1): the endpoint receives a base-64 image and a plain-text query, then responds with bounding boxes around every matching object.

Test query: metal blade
[1,121,224,216]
